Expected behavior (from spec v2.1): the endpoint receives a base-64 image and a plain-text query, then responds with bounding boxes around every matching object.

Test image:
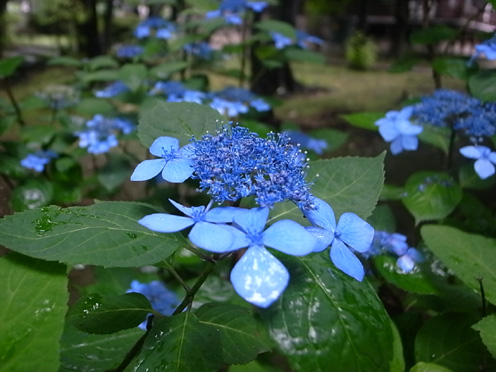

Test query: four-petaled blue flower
[131,136,195,183]
[301,197,374,281]
[460,145,496,179]
[468,33,496,65]
[375,106,423,155]
[196,207,316,308]
[20,150,58,172]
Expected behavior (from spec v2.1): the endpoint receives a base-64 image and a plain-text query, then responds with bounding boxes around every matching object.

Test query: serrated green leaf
[88,55,119,71]
[138,101,227,147]
[59,324,143,372]
[0,201,186,267]
[119,64,147,92]
[71,293,152,334]
[196,303,270,364]
[0,253,67,372]
[468,70,496,102]
[410,362,454,372]
[11,179,54,211]
[341,112,383,130]
[414,313,494,372]
[0,56,24,78]
[283,48,326,64]
[269,153,385,224]
[129,312,223,372]
[421,225,496,306]
[402,172,461,224]
[472,315,496,360]
[261,253,394,372]
[149,61,192,79]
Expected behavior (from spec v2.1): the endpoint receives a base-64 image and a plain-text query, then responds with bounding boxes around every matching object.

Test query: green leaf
[402,172,462,224]
[421,225,496,306]
[11,179,53,211]
[367,204,396,231]
[20,124,55,145]
[71,293,152,334]
[308,127,348,152]
[432,57,471,79]
[417,125,450,154]
[255,20,296,38]
[390,320,406,372]
[138,101,227,147]
[0,116,16,135]
[149,61,192,79]
[129,312,223,372]
[410,362,454,372]
[74,98,115,116]
[0,56,24,78]
[196,303,270,364]
[379,183,406,201]
[410,26,459,45]
[81,69,120,84]
[0,253,67,372]
[97,154,132,192]
[59,324,143,372]
[341,112,384,130]
[0,201,186,267]
[414,313,493,372]
[119,63,147,92]
[269,153,385,224]
[261,253,394,372]
[388,55,421,73]
[88,55,119,71]
[468,70,496,102]
[46,56,82,67]
[472,315,496,359]
[283,48,326,64]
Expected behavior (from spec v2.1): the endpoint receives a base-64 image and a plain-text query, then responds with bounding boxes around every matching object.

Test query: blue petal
[305,226,334,252]
[397,255,415,273]
[233,207,269,234]
[401,135,419,151]
[188,222,237,253]
[460,145,483,159]
[149,136,180,157]
[330,239,365,281]
[138,213,193,233]
[176,143,196,158]
[474,158,495,179]
[130,159,165,181]
[337,213,374,253]
[378,122,399,142]
[397,105,413,120]
[205,206,247,223]
[390,137,404,155]
[230,245,289,308]
[163,158,195,183]
[302,197,336,231]
[407,248,424,263]
[263,220,316,256]
[169,199,194,217]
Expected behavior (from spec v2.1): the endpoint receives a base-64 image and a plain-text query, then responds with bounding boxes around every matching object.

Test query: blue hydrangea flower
[149,81,205,104]
[376,106,423,155]
[116,45,144,58]
[183,42,213,59]
[396,248,424,273]
[127,280,179,330]
[208,87,270,117]
[95,81,129,98]
[270,32,293,49]
[20,150,58,172]
[134,17,176,39]
[139,199,246,252]
[468,33,496,65]
[76,115,135,154]
[460,145,496,179]
[130,136,195,183]
[206,0,268,24]
[283,129,328,154]
[192,126,314,209]
[195,207,316,308]
[36,85,79,109]
[296,30,324,49]
[301,197,374,281]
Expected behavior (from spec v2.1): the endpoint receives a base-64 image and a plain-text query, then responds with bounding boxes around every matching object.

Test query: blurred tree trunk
[0,0,8,58]
[356,0,369,31]
[76,0,102,57]
[101,0,114,53]
[250,0,302,96]
[390,0,409,57]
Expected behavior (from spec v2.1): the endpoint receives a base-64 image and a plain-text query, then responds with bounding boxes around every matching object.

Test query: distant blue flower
[376,106,423,155]
[206,0,268,24]
[192,126,314,208]
[139,199,246,252]
[396,248,424,273]
[150,81,205,103]
[116,45,144,58]
[199,207,316,308]
[460,145,496,179]
[208,86,270,116]
[95,81,129,98]
[301,197,374,281]
[20,150,58,172]
[134,17,176,39]
[183,42,213,59]
[127,280,179,329]
[76,115,135,154]
[37,85,79,109]
[130,136,195,183]
[296,30,324,49]
[283,130,328,154]
[210,97,249,117]
[468,33,496,65]
[270,32,293,49]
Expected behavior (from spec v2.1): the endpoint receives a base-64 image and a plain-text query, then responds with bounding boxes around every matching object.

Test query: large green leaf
[421,225,496,306]
[0,253,68,372]
[468,70,496,102]
[410,362,454,372]
[269,153,385,224]
[196,303,270,364]
[88,55,118,71]
[432,57,471,80]
[410,26,459,45]
[0,56,24,78]
[254,20,296,38]
[414,313,494,372]
[472,315,496,360]
[149,61,192,79]
[119,63,147,92]
[402,172,462,224]
[341,112,383,131]
[138,101,227,147]
[59,324,143,372]
[0,201,186,267]
[417,125,450,154]
[129,312,223,372]
[261,253,394,372]
[71,293,152,334]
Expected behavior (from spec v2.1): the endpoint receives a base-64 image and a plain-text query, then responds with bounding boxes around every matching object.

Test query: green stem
[108,329,149,372]
[183,244,216,263]
[446,126,456,171]
[3,77,25,126]
[161,260,191,292]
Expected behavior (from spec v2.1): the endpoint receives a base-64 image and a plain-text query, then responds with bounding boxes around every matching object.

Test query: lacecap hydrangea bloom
[460,145,496,179]
[95,81,129,98]
[208,86,270,117]
[468,33,496,65]
[116,44,144,58]
[20,150,58,172]
[206,0,268,25]
[270,30,323,50]
[134,17,176,39]
[149,81,205,104]
[127,280,179,329]
[184,42,213,60]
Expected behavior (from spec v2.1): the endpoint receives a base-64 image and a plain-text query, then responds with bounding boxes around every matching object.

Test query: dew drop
[126,232,138,239]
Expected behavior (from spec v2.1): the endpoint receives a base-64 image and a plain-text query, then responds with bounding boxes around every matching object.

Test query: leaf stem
[183,244,216,263]
[161,260,191,292]
[2,77,25,126]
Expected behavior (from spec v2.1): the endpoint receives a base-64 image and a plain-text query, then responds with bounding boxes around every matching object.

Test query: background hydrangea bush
[1,1,496,371]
